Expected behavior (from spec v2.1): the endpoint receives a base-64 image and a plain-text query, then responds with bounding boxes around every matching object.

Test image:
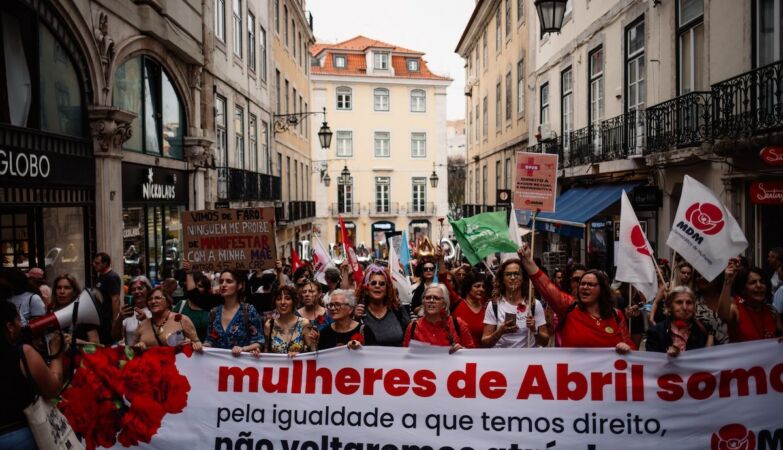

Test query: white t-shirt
[9,292,47,326]
[483,297,547,348]
[122,307,152,345]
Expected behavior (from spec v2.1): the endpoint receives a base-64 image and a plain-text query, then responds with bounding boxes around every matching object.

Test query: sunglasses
[423,295,444,302]
[326,302,351,309]
[422,266,435,272]
[368,280,386,287]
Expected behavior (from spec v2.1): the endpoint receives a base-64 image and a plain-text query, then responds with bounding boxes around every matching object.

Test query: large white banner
[67,341,783,450]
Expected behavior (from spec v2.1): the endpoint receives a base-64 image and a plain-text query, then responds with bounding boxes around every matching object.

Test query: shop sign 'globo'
[0,149,50,178]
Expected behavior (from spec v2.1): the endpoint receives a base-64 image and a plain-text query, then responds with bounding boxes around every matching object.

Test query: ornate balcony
[329,203,361,217]
[558,110,645,168]
[288,201,316,221]
[406,202,435,216]
[646,91,712,153]
[368,202,399,217]
[216,167,281,202]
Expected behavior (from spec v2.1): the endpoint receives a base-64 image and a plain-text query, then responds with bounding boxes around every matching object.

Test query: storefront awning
[516,183,639,238]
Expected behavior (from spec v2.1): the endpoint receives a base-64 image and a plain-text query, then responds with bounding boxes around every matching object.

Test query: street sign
[496,189,511,207]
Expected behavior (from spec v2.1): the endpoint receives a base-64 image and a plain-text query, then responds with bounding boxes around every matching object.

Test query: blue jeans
[0,426,38,450]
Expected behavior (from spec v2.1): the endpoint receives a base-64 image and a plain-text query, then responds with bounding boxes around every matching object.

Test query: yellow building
[456,0,532,217]
[309,36,452,257]
[271,0,316,256]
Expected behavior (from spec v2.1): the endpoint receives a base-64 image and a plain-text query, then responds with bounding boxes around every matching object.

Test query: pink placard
[514,151,558,212]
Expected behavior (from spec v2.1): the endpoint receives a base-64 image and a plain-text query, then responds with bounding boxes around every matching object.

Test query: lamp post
[534,0,568,35]
[274,107,333,150]
[339,164,351,185]
[429,162,439,188]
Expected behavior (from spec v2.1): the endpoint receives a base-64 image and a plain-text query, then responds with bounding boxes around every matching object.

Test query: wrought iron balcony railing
[406,202,435,215]
[712,59,783,140]
[329,203,361,217]
[646,91,712,153]
[557,110,645,168]
[368,202,399,216]
[216,168,281,202]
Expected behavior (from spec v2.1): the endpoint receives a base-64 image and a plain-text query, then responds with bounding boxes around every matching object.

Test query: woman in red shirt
[403,284,475,352]
[438,252,490,345]
[518,244,635,353]
[718,260,782,342]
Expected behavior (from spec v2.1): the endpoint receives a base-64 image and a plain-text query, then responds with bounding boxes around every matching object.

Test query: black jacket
[646,318,709,353]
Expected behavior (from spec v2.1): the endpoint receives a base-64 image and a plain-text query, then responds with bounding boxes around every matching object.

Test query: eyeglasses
[368,280,386,287]
[423,295,444,302]
[571,276,581,282]
[326,302,351,309]
[149,295,167,302]
[504,271,521,278]
[422,266,435,272]
[579,282,599,288]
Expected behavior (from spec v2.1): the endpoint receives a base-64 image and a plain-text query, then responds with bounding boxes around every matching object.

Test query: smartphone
[125,294,134,307]
[504,313,517,324]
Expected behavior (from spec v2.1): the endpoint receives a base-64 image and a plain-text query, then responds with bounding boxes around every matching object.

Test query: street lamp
[534,0,568,35]
[322,172,331,187]
[339,164,351,185]
[274,107,333,150]
[429,163,439,188]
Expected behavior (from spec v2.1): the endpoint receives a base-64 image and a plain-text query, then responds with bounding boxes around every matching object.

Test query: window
[247,13,256,71]
[338,177,353,214]
[334,55,346,68]
[407,59,419,72]
[504,158,512,189]
[233,0,242,58]
[214,95,227,168]
[678,0,705,93]
[275,70,281,113]
[495,161,501,196]
[482,96,488,138]
[298,95,303,133]
[374,88,389,111]
[495,7,502,53]
[284,6,288,47]
[249,113,257,171]
[540,83,549,125]
[482,165,488,205]
[505,0,511,36]
[374,52,389,70]
[475,105,480,142]
[261,120,270,173]
[234,106,244,169]
[294,160,298,200]
[517,59,525,115]
[467,171,473,203]
[274,0,279,33]
[214,0,226,42]
[304,101,309,136]
[589,47,604,124]
[286,156,291,201]
[336,131,353,157]
[561,68,573,151]
[375,177,390,213]
[517,0,524,21]
[411,132,426,158]
[298,32,302,66]
[411,89,426,112]
[259,26,267,81]
[374,132,390,157]
[474,168,480,203]
[285,79,289,115]
[495,82,501,130]
[505,71,512,121]
[113,56,184,158]
[626,19,646,111]
[292,21,297,58]
[277,152,282,177]
[482,31,488,68]
[412,178,426,212]
[292,87,296,124]
[757,0,783,66]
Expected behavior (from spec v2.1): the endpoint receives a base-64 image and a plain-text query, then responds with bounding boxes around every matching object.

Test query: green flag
[450,211,518,265]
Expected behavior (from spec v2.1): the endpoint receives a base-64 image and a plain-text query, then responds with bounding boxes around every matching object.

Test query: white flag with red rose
[615,191,658,302]
[311,235,336,285]
[666,175,748,281]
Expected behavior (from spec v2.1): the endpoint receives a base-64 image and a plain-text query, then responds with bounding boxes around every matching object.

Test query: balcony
[216,168,281,202]
[368,202,399,217]
[329,203,361,217]
[646,91,712,153]
[561,110,645,169]
[288,201,316,221]
[406,202,435,216]
[712,60,783,141]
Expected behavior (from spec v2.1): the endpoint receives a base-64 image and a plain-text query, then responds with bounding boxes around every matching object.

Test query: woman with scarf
[646,286,712,356]
[482,258,549,348]
[403,284,475,352]
[718,259,782,342]
[354,265,410,346]
[518,243,635,353]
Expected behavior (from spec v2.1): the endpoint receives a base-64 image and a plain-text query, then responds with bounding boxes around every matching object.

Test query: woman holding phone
[112,276,153,345]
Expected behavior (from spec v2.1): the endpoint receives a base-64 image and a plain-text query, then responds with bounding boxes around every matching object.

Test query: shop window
[1,213,32,269]
[42,207,85,285]
[122,205,184,281]
[113,56,185,159]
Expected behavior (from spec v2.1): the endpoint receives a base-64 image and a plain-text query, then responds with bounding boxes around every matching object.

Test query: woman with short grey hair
[403,284,474,352]
[317,289,363,350]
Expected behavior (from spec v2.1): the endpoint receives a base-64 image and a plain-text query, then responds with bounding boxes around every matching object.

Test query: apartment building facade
[310,36,452,258]
[456,0,533,220]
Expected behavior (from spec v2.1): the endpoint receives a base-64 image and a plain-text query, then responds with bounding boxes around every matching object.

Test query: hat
[26,268,44,280]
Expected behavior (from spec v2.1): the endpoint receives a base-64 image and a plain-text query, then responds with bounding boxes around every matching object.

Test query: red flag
[290,246,305,273]
[339,216,363,286]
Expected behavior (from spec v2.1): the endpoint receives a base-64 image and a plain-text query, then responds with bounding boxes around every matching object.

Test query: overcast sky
[307,0,474,120]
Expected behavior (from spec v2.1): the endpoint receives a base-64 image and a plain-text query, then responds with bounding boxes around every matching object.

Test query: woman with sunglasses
[411,260,438,315]
[718,260,782,342]
[204,270,265,356]
[354,265,410,346]
[264,286,314,355]
[317,289,363,350]
[403,284,475,352]
[132,287,202,351]
[518,244,635,352]
[482,259,549,348]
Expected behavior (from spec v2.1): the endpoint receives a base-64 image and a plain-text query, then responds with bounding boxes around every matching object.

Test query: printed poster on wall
[514,151,558,213]
[181,207,276,272]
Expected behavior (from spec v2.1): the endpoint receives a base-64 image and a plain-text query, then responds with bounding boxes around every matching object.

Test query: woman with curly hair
[481,258,549,348]
[518,243,635,353]
[354,264,410,346]
[263,285,315,355]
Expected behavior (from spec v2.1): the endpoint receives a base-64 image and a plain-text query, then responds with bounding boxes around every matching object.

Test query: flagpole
[651,254,668,293]
[669,251,679,288]
[628,283,633,333]
[527,209,540,312]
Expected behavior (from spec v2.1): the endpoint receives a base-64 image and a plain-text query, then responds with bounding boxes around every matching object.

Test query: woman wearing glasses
[132,287,202,351]
[354,265,410,346]
[518,244,635,352]
[481,259,549,348]
[411,260,438,315]
[317,289,363,350]
[403,284,475,352]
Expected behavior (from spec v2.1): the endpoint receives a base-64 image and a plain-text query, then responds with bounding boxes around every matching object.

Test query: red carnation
[350,332,365,344]
[117,396,166,446]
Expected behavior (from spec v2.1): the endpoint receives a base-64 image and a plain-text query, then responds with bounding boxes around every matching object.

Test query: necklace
[153,312,170,334]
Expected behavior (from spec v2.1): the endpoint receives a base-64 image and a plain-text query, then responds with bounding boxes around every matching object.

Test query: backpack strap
[492,300,499,323]
[451,316,461,340]
[408,320,417,343]
[264,318,274,352]
[177,300,187,314]
[557,301,581,331]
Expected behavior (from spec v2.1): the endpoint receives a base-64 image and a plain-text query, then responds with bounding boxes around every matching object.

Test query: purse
[20,345,85,450]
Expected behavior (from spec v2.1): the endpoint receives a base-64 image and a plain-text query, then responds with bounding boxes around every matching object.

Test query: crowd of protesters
[1,245,783,447]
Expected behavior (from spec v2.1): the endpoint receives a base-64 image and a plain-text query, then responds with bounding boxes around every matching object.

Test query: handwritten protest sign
[182,207,276,272]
